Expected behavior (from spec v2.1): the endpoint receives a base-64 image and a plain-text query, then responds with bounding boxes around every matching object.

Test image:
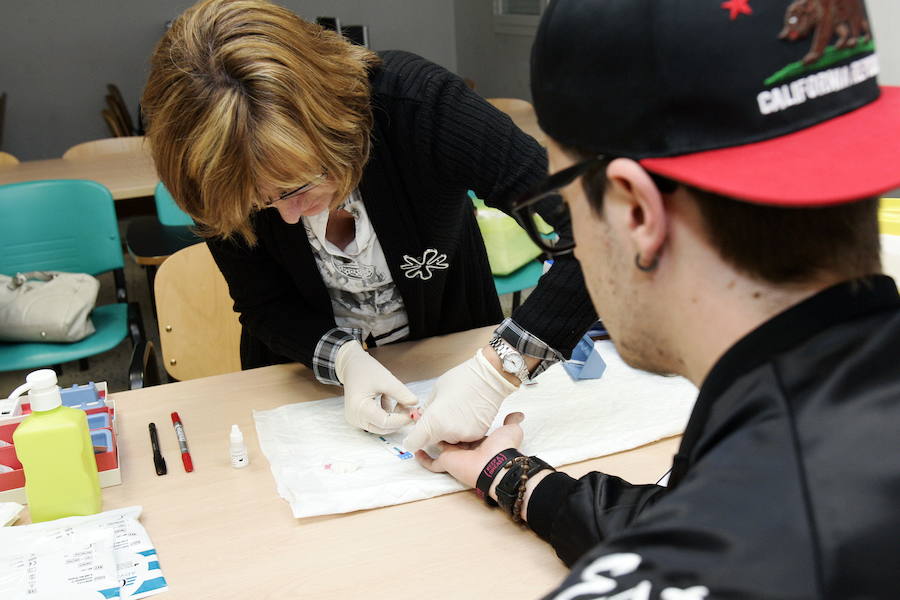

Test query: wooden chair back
[0,151,18,166]
[486,97,534,114]
[105,96,129,135]
[63,136,146,159]
[102,109,127,137]
[154,243,243,380]
[106,84,135,135]
[486,98,546,145]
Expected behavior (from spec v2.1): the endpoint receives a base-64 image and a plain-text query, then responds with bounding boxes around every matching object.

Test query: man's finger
[503,412,525,426]
[414,449,441,472]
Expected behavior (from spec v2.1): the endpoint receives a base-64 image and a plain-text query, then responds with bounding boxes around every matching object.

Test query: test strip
[376,435,414,460]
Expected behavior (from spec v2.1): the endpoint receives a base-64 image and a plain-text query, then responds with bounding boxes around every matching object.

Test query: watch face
[502,353,525,373]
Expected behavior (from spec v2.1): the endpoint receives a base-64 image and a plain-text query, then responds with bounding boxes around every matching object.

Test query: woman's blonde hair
[142,0,380,244]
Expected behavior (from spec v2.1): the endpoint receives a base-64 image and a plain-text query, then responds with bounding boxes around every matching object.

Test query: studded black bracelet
[495,455,556,523]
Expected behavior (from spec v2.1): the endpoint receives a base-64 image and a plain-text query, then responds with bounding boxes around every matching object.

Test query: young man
[417,1,900,597]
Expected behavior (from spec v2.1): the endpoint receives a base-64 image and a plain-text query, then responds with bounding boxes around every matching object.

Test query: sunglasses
[263,169,329,207]
[509,155,607,257]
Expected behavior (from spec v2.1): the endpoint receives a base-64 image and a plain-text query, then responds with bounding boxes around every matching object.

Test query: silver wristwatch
[488,335,534,385]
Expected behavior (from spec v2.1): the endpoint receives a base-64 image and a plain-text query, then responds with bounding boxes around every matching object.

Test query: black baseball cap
[531,0,900,206]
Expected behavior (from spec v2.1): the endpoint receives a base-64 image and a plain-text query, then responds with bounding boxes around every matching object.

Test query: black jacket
[208,51,596,370]
[531,276,900,599]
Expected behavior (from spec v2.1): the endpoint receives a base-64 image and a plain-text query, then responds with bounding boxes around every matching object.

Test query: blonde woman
[142,0,596,447]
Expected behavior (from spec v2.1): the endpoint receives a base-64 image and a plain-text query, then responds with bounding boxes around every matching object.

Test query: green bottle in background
[9,369,101,522]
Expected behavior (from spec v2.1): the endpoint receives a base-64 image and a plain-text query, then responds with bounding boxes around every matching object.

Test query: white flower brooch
[400,248,449,280]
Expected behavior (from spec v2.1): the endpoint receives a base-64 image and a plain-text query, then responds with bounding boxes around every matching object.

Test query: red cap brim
[641,86,900,206]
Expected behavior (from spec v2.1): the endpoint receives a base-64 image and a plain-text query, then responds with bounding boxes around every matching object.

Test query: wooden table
[21,326,679,599]
[0,149,157,200]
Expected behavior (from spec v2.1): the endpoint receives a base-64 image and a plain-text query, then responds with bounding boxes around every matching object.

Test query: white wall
[454,0,533,101]
[869,0,900,86]
[0,1,457,160]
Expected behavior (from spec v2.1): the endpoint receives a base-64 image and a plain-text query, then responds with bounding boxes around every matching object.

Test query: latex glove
[403,349,518,452]
[335,340,418,434]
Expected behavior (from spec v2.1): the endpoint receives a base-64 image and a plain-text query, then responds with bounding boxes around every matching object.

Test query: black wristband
[495,455,556,520]
[475,448,523,507]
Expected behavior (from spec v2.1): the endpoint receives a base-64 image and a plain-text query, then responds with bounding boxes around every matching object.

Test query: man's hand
[335,340,418,434]
[402,349,518,452]
[415,412,525,488]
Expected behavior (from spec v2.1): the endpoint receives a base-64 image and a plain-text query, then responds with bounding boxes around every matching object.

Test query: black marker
[149,422,167,476]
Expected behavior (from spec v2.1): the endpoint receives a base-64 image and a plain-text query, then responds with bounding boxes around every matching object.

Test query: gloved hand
[335,340,418,434]
[403,349,518,452]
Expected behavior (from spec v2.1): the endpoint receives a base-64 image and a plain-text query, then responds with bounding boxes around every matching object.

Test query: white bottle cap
[230,424,243,444]
[26,370,62,412]
[7,369,61,412]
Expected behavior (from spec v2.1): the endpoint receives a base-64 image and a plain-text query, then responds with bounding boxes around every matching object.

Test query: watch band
[495,455,555,521]
[488,335,533,385]
[475,448,523,506]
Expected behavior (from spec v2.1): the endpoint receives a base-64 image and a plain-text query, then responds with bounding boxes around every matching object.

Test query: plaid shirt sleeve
[312,327,364,386]
[494,317,565,378]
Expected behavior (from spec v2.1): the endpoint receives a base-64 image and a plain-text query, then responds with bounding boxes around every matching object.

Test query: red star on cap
[721,0,753,20]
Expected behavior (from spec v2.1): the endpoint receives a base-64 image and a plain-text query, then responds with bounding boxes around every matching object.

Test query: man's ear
[605,158,668,267]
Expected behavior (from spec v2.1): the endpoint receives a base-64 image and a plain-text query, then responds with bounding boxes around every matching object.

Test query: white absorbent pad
[253,340,697,518]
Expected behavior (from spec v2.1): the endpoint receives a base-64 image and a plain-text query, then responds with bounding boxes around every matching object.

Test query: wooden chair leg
[512,290,522,311]
[145,265,159,318]
[129,340,161,389]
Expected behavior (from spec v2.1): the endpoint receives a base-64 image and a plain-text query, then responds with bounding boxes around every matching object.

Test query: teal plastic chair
[0,180,157,388]
[469,190,546,311]
[154,182,194,226]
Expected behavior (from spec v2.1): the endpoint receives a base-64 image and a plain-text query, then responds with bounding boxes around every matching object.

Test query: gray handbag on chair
[0,271,100,342]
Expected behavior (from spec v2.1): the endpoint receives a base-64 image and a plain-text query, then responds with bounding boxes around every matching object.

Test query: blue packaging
[60,382,104,410]
[90,429,113,453]
[87,412,110,430]
[563,332,607,381]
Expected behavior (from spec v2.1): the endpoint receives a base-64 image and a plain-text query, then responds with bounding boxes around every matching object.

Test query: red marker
[170,412,194,472]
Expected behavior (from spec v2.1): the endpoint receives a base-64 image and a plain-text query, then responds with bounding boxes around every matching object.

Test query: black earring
[635,252,659,272]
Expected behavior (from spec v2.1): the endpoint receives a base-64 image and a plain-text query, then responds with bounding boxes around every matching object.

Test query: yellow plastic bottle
[9,369,101,522]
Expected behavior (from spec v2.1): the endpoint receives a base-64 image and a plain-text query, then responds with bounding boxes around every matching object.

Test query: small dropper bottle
[229,424,249,468]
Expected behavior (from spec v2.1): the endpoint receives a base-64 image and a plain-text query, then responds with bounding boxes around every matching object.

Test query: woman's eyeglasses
[509,155,607,257]
[263,169,329,207]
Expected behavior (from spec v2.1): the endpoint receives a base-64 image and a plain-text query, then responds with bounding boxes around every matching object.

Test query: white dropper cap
[6,369,62,412]
[229,424,243,444]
